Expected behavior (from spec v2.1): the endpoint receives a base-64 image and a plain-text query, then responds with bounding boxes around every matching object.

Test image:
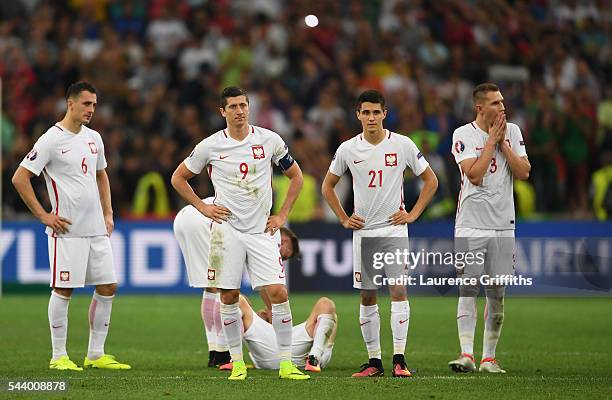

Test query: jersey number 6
[81,157,88,174]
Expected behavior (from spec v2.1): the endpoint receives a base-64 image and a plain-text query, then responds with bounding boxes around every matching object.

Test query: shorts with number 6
[48,235,117,288]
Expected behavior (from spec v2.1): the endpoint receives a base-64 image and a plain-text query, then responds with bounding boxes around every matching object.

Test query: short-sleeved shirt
[184,125,289,233]
[329,130,429,230]
[20,124,108,237]
[451,121,528,230]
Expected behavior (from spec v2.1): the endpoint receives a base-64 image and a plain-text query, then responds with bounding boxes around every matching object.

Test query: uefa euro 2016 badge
[455,140,465,153]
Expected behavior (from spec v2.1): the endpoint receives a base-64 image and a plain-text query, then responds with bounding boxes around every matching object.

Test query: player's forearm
[322,185,350,223]
[11,175,48,220]
[408,168,438,219]
[96,170,113,216]
[170,173,206,214]
[278,173,303,218]
[501,143,530,180]
[466,143,496,185]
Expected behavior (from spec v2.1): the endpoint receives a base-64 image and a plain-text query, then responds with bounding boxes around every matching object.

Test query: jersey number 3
[489,157,497,173]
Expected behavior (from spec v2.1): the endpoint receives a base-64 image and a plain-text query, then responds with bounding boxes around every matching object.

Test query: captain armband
[278,152,295,171]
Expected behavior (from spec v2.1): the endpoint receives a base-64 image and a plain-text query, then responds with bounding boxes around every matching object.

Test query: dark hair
[472,83,500,104]
[220,86,249,108]
[279,227,300,260]
[356,89,386,111]
[65,81,97,101]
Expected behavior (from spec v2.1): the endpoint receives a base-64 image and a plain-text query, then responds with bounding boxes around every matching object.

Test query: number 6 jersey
[329,130,429,230]
[451,121,528,230]
[19,124,108,237]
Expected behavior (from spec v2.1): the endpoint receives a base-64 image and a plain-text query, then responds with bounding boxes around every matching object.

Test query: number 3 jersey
[19,124,108,237]
[329,130,429,230]
[451,121,528,230]
[184,125,289,233]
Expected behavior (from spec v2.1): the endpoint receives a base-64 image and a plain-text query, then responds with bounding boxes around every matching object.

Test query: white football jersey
[184,125,289,233]
[329,130,429,230]
[452,121,528,230]
[20,124,108,237]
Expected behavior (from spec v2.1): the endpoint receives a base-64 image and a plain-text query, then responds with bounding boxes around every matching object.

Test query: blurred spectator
[1,0,610,220]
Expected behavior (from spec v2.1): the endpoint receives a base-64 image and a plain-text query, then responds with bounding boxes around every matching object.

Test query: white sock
[202,291,217,352]
[391,300,410,355]
[220,302,243,362]
[87,292,114,360]
[359,304,381,359]
[214,293,229,352]
[271,301,293,362]
[49,291,70,360]
[309,314,335,359]
[457,297,477,355]
[482,296,504,359]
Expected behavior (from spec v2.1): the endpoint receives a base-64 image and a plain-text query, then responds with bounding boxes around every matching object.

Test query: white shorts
[353,224,409,290]
[244,315,333,369]
[47,235,116,288]
[454,228,515,280]
[173,206,212,288]
[208,222,284,290]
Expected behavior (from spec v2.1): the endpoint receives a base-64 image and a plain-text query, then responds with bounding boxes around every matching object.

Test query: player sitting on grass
[234,294,337,372]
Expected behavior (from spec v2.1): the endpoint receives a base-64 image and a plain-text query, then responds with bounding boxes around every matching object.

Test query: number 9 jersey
[19,124,108,238]
[184,125,292,233]
[329,130,429,230]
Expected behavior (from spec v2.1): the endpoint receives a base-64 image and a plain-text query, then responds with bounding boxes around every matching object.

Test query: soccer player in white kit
[11,82,130,371]
[171,86,308,380]
[173,199,300,369]
[236,294,337,372]
[322,90,438,377]
[448,83,530,374]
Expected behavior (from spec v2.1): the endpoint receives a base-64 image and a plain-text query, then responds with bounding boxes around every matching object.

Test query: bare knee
[360,290,377,306]
[205,287,219,294]
[53,287,73,298]
[389,284,407,301]
[95,283,117,296]
[316,297,336,314]
[221,289,240,304]
[265,284,288,304]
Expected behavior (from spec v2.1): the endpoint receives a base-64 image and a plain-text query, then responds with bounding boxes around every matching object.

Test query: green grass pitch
[1,294,611,399]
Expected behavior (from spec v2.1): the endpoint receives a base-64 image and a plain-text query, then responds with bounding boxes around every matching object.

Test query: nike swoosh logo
[399,319,408,324]
[359,321,370,326]
[61,149,71,154]
[223,319,237,326]
[475,147,484,150]
[281,318,292,323]
[104,323,109,327]
[278,275,285,279]
[220,155,230,159]
[52,325,63,329]
[353,160,365,164]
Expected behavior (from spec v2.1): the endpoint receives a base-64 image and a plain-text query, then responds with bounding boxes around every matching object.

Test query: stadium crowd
[1,0,610,220]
